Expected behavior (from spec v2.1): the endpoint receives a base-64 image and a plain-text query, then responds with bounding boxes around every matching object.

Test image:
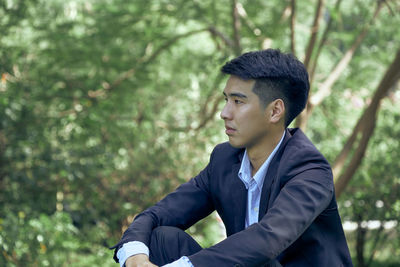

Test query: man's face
[220,75,272,149]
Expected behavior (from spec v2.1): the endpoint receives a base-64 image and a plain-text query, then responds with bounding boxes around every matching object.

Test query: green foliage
[0,211,115,266]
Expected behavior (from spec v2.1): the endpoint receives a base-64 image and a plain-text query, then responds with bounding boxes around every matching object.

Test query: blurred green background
[1,0,400,266]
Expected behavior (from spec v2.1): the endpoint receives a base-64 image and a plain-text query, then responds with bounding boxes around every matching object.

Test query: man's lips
[225,126,236,135]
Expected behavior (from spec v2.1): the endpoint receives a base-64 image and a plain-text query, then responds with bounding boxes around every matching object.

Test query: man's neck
[247,129,285,176]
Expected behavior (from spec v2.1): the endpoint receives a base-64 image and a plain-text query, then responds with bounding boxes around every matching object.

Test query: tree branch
[158,73,225,133]
[334,48,400,198]
[231,0,242,55]
[208,26,235,48]
[290,0,297,56]
[309,0,343,87]
[355,214,367,267]
[334,107,377,197]
[366,225,385,267]
[235,2,264,43]
[310,1,383,107]
[295,0,384,130]
[303,0,325,70]
[198,73,225,117]
[195,94,225,131]
[109,28,209,91]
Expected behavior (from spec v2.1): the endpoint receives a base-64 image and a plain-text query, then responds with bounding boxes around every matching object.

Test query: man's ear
[268,99,285,124]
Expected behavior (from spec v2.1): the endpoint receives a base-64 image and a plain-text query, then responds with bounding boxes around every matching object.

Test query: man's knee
[150,226,201,254]
[149,226,201,265]
[151,226,182,243]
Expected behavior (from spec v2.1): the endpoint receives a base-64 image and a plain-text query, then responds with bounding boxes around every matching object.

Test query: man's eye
[234,99,242,104]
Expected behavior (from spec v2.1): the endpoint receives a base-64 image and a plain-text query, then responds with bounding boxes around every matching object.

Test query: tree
[1,0,399,265]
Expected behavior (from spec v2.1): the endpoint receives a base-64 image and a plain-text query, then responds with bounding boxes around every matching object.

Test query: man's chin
[227,138,245,148]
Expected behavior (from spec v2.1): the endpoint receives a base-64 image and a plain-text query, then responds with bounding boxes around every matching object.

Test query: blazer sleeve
[189,167,334,267]
[111,148,217,262]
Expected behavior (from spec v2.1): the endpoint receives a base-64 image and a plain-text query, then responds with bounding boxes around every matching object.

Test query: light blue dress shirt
[117,131,286,267]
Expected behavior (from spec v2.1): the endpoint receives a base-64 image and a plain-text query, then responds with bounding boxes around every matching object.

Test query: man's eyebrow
[222,92,248,98]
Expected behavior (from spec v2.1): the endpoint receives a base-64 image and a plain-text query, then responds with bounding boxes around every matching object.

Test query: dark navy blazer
[113,128,353,266]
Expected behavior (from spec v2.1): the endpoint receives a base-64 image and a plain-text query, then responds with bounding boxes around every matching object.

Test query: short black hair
[221,49,309,127]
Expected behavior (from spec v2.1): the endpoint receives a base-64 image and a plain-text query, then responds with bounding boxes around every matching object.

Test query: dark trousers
[149,226,202,265]
[148,226,282,267]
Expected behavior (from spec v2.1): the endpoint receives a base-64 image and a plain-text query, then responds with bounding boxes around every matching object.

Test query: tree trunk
[334,48,400,197]
[356,214,367,267]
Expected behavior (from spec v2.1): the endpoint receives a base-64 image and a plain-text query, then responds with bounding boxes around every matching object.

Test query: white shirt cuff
[162,256,194,267]
[116,241,149,267]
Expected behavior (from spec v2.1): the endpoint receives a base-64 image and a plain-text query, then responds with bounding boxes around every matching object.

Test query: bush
[1,211,86,266]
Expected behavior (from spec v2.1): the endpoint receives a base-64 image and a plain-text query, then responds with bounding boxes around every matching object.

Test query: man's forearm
[117,241,150,267]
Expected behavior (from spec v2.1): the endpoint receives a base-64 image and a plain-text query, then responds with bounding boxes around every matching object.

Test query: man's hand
[125,254,158,267]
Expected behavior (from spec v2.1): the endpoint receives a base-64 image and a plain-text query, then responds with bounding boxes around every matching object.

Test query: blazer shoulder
[278,128,333,187]
[284,128,330,166]
[213,142,242,156]
[210,142,243,165]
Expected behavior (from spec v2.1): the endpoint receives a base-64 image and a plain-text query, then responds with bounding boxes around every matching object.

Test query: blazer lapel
[230,153,247,233]
[258,129,292,220]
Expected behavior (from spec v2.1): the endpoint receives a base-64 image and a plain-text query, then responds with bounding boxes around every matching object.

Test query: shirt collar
[238,131,286,190]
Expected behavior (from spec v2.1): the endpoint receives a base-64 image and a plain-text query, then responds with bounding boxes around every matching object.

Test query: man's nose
[220,103,232,120]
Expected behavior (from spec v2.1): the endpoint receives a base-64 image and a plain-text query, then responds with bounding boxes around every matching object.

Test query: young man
[112,49,353,266]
